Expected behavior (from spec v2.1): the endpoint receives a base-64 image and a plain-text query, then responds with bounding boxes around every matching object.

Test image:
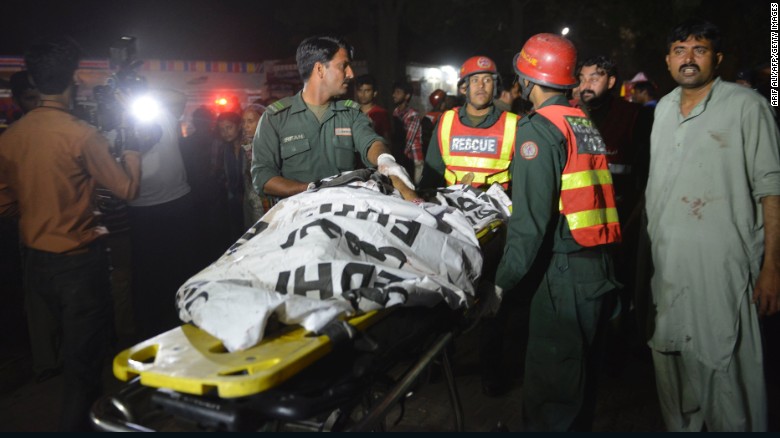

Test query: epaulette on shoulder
[267,97,293,114]
[339,99,361,110]
[518,113,536,126]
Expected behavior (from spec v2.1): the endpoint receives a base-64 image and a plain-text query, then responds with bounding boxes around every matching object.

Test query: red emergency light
[214,97,229,106]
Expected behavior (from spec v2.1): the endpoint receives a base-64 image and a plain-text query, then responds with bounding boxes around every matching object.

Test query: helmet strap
[519,77,535,101]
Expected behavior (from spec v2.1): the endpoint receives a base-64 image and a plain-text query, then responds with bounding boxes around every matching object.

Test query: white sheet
[176,179,510,352]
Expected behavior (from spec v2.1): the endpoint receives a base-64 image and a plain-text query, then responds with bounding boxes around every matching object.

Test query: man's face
[392,88,408,106]
[666,36,722,89]
[466,73,494,109]
[578,65,615,105]
[355,84,376,105]
[218,120,241,143]
[322,47,354,98]
[631,88,649,104]
[242,110,261,143]
[509,81,521,100]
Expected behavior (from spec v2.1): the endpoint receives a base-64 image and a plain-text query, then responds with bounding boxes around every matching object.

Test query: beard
[581,90,609,109]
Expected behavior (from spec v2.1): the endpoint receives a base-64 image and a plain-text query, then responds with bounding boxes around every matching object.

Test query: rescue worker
[419,56,517,190]
[493,34,621,431]
[420,89,447,159]
[425,88,447,126]
[251,35,412,199]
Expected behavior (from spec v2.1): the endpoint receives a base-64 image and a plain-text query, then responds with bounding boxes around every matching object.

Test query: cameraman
[125,88,198,340]
[0,35,141,431]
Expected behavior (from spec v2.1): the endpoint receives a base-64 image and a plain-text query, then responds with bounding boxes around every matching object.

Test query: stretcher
[91,305,469,431]
[90,174,509,432]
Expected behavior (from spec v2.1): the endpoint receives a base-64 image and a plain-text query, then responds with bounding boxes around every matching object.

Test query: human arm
[362,108,414,190]
[83,131,141,201]
[251,112,308,197]
[406,112,424,184]
[747,98,780,316]
[754,196,780,316]
[367,141,414,190]
[0,178,18,217]
[494,118,563,290]
[262,176,310,198]
[418,121,447,190]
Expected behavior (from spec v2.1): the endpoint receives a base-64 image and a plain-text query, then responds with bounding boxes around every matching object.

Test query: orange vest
[438,109,517,188]
[535,105,621,247]
[425,111,442,125]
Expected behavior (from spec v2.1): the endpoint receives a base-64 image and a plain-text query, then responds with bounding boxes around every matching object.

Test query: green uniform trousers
[522,249,617,431]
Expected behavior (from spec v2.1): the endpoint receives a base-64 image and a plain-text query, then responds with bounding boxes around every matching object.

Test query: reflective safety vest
[437,108,517,188]
[535,105,622,247]
[425,111,442,126]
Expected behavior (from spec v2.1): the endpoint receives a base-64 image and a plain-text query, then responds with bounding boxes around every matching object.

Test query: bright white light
[131,95,160,123]
[441,65,459,87]
[561,27,570,36]
[424,67,443,82]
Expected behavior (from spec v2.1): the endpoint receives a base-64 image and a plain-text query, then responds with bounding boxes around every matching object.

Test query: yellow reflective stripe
[484,169,511,185]
[447,155,509,169]
[500,112,517,161]
[448,169,510,186]
[445,170,457,185]
[439,110,457,161]
[560,169,613,190]
[566,207,619,230]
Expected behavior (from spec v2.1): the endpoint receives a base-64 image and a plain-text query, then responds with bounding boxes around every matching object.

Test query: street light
[561,27,570,36]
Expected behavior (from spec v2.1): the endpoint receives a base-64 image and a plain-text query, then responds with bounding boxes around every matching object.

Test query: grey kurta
[645,77,780,370]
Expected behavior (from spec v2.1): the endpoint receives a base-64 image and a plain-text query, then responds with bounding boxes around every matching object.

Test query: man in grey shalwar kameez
[646,18,780,432]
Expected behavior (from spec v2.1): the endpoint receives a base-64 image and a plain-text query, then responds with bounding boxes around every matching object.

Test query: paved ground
[4,300,780,432]
[385,322,665,432]
[0,313,666,432]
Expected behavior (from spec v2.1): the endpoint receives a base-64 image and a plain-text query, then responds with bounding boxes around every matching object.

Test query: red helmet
[459,56,498,82]
[429,89,447,108]
[513,33,578,89]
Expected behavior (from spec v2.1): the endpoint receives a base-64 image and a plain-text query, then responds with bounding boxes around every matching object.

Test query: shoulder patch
[340,99,361,110]
[267,97,293,114]
[519,141,539,160]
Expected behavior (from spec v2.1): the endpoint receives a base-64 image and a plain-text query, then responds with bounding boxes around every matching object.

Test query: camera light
[131,95,160,122]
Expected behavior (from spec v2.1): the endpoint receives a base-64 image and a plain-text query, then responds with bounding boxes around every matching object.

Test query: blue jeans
[24,240,113,431]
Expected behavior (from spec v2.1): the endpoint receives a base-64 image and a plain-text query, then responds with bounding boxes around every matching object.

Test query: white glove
[414,161,424,185]
[377,153,415,190]
[479,284,504,318]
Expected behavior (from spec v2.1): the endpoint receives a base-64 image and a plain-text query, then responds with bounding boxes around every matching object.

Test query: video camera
[90,36,162,154]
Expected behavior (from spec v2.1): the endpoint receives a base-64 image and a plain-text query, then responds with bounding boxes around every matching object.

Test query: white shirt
[128,109,191,207]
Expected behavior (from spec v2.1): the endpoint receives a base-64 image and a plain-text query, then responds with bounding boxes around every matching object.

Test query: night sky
[2,0,773,95]
[3,0,284,61]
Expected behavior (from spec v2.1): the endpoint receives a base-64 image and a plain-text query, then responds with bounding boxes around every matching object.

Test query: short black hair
[580,55,618,79]
[192,106,215,122]
[9,70,36,98]
[216,111,241,125]
[296,35,354,82]
[392,80,413,96]
[24,35,82,95]
[632,81,656,98]
[666,18,722,53]
[355,74,377,90]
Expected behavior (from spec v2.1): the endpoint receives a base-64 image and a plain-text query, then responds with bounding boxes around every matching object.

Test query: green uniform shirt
[419,104,504,190]
[251,91,384,195]
[495,95,585,290]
